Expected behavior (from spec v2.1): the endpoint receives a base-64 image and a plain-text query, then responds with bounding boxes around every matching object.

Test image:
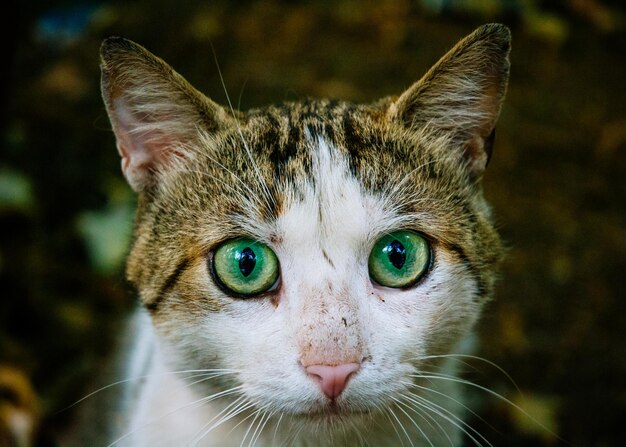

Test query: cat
[91,23,510,447]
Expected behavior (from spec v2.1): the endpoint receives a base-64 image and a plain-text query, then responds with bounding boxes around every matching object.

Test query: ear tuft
[389,23,511,177]
[100,37,233,192]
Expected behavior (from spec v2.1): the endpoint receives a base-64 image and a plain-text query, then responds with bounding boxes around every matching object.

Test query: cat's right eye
[368,230,431,288]
[211,238,279,296]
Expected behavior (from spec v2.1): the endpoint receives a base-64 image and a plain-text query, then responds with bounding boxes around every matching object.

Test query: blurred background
[1,0,625,445]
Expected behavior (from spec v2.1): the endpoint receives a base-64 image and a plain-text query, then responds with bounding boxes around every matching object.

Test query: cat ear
[100,37,234,192]
[388,23,511,177]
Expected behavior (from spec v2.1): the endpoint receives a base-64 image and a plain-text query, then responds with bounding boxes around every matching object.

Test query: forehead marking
[274,131,373,281]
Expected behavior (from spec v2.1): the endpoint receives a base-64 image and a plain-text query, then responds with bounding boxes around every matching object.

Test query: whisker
[209,42,275,212]
[416,353,523,394]
[185,372,238,388]
[415,369,563,442]
[397,396,455,447]
[409,372,523,412]
[406,397,483,447]
[383,159,438,200]
[60,369,236,414]
[235,404,275,447]
[388,405,414,447]
[282,419,304,447]
[188,395,253,446]
[401,377,489,428]
[346,417,367,447]
[239,407,262,447]
[401,388,491,447]
[230,402,273,439]
[254,409,276,447]
[237,78,249,111]
[271,411,284,446]
[108,385,243,447]
[246,408,273,447]
[381,407,405,447]
[174,163,261,211]
[390,396,435,447]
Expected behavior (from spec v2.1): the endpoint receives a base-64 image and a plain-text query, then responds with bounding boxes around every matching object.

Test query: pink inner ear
[111,98,173,191]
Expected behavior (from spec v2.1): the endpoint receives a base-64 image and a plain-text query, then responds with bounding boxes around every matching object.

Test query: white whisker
[401,388,491,447]
[397,395,455,447]
[239,407,262,447]
[251,409,274,447]
[271,411,284,446]
[409,372,519,410]
[390,396,435,447]
[388,405,414,447]
[209,42,275,212]
[244,408,273,447]
[229,403,273,443]
[188,395,253,446]
[109,384,243,447]
[62,369,236,413]
[416,353,523,394]
[401,377,486,426]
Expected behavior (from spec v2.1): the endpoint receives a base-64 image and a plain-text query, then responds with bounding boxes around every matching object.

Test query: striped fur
[97,24,510,446]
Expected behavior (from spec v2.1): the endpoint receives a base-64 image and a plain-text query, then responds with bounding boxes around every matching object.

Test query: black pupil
[385,240,406,269]
[237,247,256,277]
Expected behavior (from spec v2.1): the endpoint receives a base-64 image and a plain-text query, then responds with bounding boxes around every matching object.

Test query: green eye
[212,238,279,296]
[368,230,431,288]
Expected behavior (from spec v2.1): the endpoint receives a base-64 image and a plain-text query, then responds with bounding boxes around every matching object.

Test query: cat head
[101,23,509,430]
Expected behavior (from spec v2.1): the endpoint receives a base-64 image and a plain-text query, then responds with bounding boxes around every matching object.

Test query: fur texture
[95,23,510,446]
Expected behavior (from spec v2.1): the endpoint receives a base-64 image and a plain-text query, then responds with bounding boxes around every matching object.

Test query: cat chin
[297,407,368,422]
[293,398,374,417]
[286,409,377,438]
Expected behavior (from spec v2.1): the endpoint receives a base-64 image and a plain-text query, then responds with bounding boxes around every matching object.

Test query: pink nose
[305,363,360,399]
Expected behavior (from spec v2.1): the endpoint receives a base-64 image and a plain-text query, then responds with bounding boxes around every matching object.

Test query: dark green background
[2,1,625,445]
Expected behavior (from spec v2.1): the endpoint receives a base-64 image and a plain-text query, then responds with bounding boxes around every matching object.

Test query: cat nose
[305,363,360,399]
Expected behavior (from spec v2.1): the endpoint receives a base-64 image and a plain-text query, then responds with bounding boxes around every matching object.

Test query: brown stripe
[447,243,487,299]
[145,257,190,312]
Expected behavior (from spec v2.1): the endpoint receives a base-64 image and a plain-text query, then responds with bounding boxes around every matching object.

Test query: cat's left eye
[212,238,279,296]
[368,230,431,288]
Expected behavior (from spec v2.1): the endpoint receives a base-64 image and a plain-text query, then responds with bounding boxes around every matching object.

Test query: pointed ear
[100,37,234,192]
[388,24,511,177]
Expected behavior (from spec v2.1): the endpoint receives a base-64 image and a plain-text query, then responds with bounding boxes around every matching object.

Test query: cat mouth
[300,401,369,420]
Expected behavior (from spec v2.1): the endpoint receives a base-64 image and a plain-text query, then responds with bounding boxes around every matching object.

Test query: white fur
[122,134,480,446]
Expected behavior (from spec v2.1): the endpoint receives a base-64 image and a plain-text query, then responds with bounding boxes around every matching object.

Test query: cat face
[100,23,509,434]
